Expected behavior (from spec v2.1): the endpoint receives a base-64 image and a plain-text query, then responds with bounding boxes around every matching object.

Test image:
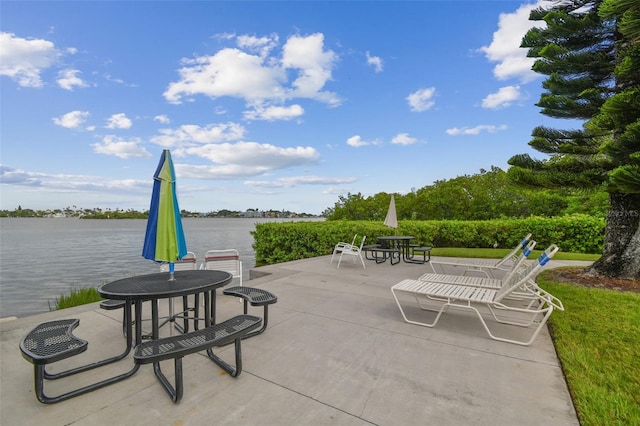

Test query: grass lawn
[537,271,640,426]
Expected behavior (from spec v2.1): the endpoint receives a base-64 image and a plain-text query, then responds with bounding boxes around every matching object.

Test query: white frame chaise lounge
[390,245,562,346]
[425,233,532,278]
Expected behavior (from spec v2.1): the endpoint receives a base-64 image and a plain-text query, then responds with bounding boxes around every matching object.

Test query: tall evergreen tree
[509,0,639,278]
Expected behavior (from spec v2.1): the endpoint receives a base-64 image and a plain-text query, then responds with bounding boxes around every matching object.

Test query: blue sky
[1,0,562,215]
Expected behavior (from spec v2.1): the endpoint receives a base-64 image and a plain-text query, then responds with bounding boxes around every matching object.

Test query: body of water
[0,217,321,318]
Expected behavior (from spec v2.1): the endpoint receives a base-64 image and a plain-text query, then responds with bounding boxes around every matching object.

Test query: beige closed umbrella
[384,194,398,234]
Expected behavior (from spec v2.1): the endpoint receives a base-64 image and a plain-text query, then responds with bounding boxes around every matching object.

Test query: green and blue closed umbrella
[142,150,187,280]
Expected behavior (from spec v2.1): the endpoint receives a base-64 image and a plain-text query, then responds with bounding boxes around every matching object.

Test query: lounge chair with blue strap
[391,245,562,346]
[425,233,533,278]
[417,240,537,291]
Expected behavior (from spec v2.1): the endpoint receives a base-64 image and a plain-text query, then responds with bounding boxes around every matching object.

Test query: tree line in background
[324,166,609,221]
[0,207,314,219]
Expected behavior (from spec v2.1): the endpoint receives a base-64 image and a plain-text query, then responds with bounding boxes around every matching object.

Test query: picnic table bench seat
[20,319,138,404]
[100,299,125,310]
[222,286,277,338]
[134,314,262,403]
[362,244,401,264]
[20,319,88,366]
[410,246,432,263]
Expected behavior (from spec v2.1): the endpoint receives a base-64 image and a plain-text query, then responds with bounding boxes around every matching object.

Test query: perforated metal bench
[134,314,262,403]
[222,287,277,338]
[362,245,401,264]
[407,246,432,264]
[20,319,138,404]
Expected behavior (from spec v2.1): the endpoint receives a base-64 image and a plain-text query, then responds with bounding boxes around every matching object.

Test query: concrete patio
[0,255,588,425]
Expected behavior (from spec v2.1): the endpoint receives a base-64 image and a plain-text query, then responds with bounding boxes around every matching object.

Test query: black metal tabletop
[98,270,232,301]
[377,236,416,242]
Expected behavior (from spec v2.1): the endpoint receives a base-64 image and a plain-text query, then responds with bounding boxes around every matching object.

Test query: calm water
[0,217,321,318]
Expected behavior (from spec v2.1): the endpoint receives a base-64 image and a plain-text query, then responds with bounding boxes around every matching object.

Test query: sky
[0,0,566,215]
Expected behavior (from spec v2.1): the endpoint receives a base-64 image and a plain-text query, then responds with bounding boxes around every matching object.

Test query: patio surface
[1,255,590,425]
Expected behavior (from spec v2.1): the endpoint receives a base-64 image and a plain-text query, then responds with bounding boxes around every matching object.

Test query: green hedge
[251,215,604,265]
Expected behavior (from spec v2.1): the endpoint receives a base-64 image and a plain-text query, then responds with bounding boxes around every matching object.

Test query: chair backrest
[159,251,198,272]
[496,244,559,302]
[357,235,366,251]
[501,240,537,281]
[203,249,242,286]
[495,233,533,268]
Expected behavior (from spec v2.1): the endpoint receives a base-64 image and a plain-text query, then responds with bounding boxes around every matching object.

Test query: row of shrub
[251,215,605,266]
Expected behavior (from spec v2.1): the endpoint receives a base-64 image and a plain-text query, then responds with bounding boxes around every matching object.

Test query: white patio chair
[391,244,562,346]
[425,233,533,278]
[202,249,243,311]
[203,249,243,287]
[330,234,358,264]
[336,235,367,269]
[159,251,198,272]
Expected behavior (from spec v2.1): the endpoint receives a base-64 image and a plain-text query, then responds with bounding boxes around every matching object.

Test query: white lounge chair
[391,245,562,346]
[417,240,537,290]
[336,235,367,269]
[425,233,533,278]
[330,234,358,264]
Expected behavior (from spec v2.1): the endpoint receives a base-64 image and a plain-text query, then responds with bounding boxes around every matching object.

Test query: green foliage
[54,287,103,310]
[513,0,640,278]
[538,271,640,426]
[326,167,607,221]
[251,216,605,265]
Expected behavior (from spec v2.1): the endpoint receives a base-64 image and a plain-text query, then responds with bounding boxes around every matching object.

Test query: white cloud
[366,51,383,73]
[92,135,152,158]
[407,87,436,112]
[481,85,523,109]
[103,73,137,87]
[154,115,170,124]
[0,32,61,87]
[53,110,89,128]
[446,124,508,135]
[105,113,132,129]
[57,69,88,90]
[164,47,286,103]
[245,175,357,188]
[172,141,319,178]
[190,141,319,168]
[281,33,340,104]
[478,1,549,83]
[346,135,369,147]
[236,33,279,57]
[151,123,246,148]
[0,165,150,194]
[391,133,417,145]
[0,165,43,186]
[244,104,304,121]
[164,33,341,115]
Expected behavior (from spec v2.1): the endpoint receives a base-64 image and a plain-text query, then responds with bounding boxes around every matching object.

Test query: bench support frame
[134,314,262,403]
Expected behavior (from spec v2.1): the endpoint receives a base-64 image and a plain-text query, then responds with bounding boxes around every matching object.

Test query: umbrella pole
[169,262,175,336]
